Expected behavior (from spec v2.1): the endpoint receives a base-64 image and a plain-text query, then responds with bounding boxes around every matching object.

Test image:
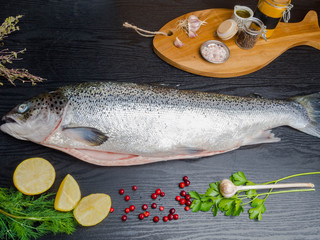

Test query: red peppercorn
[155,188,161,195]
[151,193,157,199]
[125,208,130,213]
[142,204,148,210]
[180,190,186,197]
[125,195,130,201]
[175,196,181,201]
[186,200,192,206]
[122,215,127,222]
[173,214,179,220]
[153,216,159,223]
[119,189,125,195]
[144,211,150,217]
[130,205,135,211]
[163,216,168,222]
[160,192,165,197]
[139,213,145,220]
[159,206,164,211]
[169,208,176,214]
[168,214,174,220]
[180,198,186,205]
[185,206,190,211]
[132,185,137,191]
[179,182,185,188]
[110,207,114,213]
[151,203,157,209]
[185,194,191,200]
[184,180,191,186]
[183,176,188,181]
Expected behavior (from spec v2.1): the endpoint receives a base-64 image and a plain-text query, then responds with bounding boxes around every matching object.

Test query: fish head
[1,91,67,143]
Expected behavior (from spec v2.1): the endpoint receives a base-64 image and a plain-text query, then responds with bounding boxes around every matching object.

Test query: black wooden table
[1,1,320,239]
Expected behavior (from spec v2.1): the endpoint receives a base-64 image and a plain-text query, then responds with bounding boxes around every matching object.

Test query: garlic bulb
[177,15,206,38]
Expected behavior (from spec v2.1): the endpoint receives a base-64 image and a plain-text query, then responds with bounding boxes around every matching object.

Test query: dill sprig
[0,187,77,240]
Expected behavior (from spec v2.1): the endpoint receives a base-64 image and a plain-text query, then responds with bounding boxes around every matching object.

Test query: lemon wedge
[73,193,111,226]
[54,174,81,212]
[13,157,55,195]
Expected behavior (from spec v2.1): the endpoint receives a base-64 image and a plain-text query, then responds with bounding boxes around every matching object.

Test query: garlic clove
[174,37,184,48]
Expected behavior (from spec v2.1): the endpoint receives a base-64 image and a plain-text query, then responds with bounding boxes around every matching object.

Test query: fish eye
[17,103,29,114]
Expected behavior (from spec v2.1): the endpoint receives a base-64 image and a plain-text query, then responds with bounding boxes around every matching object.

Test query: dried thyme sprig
[0,15,45,86]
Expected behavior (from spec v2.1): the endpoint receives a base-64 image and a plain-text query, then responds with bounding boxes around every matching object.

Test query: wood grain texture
[153,9,320,78]
[0,0,320,240]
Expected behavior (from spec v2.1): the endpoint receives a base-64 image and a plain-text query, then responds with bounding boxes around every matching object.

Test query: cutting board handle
[296,10,320,50]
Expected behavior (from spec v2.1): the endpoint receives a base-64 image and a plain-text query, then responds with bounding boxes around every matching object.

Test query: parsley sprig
[190,171,319,220]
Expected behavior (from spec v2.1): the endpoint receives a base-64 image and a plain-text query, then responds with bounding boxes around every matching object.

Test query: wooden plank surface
[0,1,320,240]
[153,9,320,78]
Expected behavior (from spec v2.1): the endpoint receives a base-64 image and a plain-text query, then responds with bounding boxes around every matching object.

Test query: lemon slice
[73,193,111,226]
[13,157,55,195]
[54,174,81,212]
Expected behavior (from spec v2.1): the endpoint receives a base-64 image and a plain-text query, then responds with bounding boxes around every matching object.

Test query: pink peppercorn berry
[153,216,159,223]
[163,216,169,222]
[186,200,192,206]
[160,192,165,197]
[142,204,148,210]
[132,185,137,191]
[125,208,130,213]
[122,215,127,222]
[179,182,185,188]
[151,203,157,209]
[185,206,190,211]
[159,206,164,211]
[168,214,174,220]
[173,214,179,220]
[110,207,114,213]
[180,190,186,197]
[180,199,186,205]
[184,180,191,186]
[185,194,191,200]
[155,189,161,195]
[130,205,135,211]
[119,189,125,195]
[151,193,157,199]
[139,213,145,220]
[169,208,176,214]
[176,196,181,201]
[183,176,188,181]
[144,211,150,217]
[125,195,130,201]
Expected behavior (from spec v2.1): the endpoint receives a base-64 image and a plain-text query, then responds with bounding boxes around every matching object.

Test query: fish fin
[292,92,320,138]
[242,130,281,146]
[246,93,263,99]
[62,126,108,146]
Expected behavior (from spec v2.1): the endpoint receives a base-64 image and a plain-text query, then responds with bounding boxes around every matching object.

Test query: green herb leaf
[200,196,212,202]
[200,201,214,212]
[249,198,266,220]
[189,191,201,200]
[218,198,235,216]
[190,200,201,212]
[230,171,247,186]
[233,199,244,216]
[205,187,219,197]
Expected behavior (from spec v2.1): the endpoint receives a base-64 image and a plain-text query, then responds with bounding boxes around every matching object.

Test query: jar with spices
[235,17,267,50]
[254,0,293,38]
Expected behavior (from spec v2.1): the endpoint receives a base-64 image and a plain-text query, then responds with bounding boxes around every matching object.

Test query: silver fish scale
[50,81,308,156]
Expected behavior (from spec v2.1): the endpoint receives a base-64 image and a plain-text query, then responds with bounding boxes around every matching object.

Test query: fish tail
[292,92,320,138]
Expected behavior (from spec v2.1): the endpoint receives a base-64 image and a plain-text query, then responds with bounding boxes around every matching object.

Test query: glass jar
[254,0,293,38]
[235,17,267,50]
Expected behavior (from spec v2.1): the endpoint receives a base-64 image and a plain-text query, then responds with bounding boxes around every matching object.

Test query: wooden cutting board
[153,9,320,78]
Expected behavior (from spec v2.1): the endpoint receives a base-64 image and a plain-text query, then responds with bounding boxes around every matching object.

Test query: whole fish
[1,82,320,166]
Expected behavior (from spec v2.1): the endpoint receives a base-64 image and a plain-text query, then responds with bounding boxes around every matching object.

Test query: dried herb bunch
[0,15,45,86]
